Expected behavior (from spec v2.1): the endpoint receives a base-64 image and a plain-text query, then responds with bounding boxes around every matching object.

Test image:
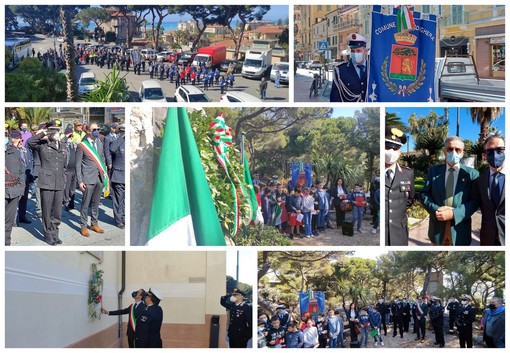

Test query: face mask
[22,128,27,132]
[230,295,236,302]
[486,149,505,169]
[131,291,138,298]
[378,299,383,304]
[352,52,365,64]
[385,149,399,165]
[446,151,462,165]
[489,304,496,310]
[92,130,100,138]
[461,300,467,305]
[258,328,265,334]
[53,133,60,141]
[403,300,407,304]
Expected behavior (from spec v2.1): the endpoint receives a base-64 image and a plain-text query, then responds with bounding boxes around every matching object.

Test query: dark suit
[136,304,163,348]
[109,302,146,348]
[455,304,475,348]
[421,164,479,245]
[5,144,26,245]
[220,297,253,348]
[330,60,367,102]
[472,170,505,245]
[27,132,67,243]
[385,164,414,245]
[330,185,349,227]
[76,137,105,229]
[110,137,125,227]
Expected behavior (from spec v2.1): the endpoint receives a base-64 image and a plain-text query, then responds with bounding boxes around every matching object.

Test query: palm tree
[385,112,407,130]
[469,107,504,144]
[415,132,445,160]
[60,6,77,102]
[20,107,53,126]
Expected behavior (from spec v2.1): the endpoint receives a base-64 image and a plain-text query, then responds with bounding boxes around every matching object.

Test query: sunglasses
[484,147,505,153]
[91,128,100,132]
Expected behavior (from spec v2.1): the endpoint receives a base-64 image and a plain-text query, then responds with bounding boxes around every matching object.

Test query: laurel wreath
[88,263,104,320]
[381,57,427,96]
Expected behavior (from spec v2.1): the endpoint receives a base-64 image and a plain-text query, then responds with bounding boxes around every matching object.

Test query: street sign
[318,41,328,51]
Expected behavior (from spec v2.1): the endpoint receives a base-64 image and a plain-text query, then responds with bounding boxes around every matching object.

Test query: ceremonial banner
[147,107,225,246]
[291,162,313,189]
[299,290,326,320]
[368,5,437,102]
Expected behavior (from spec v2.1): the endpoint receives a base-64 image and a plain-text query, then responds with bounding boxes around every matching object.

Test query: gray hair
[445,136,465,150]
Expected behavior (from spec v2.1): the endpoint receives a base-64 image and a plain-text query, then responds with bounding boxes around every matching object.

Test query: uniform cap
[347,33,367,49]
[46,119,62,131]
[118,124,126,132]
[460,294,471,301]
[148,288,163,302]
[10,130,22,139]
[385,125,407,149]
[232,287,246,297]
[276,304,286,310]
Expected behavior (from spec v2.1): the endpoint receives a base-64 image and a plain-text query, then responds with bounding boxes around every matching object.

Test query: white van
[140,48,158,59]
[241,48,272,79]
[139,80,166,102]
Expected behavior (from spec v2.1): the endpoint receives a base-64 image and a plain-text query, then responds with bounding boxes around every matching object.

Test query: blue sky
[332,107,367,118]
[386,107,506,151]
[164,5,288,23]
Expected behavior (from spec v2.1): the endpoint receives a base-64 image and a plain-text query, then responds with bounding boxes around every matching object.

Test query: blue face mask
[487,149,505,169]
[92,130,100,138]
[446,151,462,165]
[131,291,138,298]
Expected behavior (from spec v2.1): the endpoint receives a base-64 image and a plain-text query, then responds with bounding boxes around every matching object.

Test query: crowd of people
[385,125,506,246]
[252,174,380,239]
[258,295,505,348]
[4,118,125,245]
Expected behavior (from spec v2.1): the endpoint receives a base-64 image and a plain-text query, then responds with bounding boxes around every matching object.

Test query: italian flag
[396,5,416,32]
[147,107,226,246]
[243,155,259,222]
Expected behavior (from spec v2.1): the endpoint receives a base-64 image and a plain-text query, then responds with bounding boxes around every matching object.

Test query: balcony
[332,20,360,31]
[439,6,505,27]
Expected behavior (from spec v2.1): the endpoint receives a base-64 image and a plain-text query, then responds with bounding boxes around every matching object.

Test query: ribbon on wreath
[209,115,247,236]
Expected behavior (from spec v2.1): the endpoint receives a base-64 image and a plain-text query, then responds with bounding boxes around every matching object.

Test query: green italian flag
[396,5,416,32]
[147,107,226,246]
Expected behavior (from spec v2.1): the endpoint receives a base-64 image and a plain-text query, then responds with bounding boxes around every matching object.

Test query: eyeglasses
[484,147,505,153]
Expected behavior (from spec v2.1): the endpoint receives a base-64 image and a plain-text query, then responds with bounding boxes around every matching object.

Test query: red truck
[192,45,227,69]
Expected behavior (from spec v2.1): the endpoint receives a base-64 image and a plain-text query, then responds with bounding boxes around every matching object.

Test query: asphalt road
[30,34,289,103]
[9,190,125,247]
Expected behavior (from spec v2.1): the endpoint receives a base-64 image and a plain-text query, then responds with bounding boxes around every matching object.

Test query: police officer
[136,288,163,348]
[385,125,415,245]
[275,304,291,331]
[62,125,77,211]
[429,297,445,347]
[5,130,26,246]
[27,120,67,246]
[402,298,411,332]
[220,288,253,348]
[109,124,125,228]
[446,296,460,334]
[455,294,475,348]
[391,297,404,338]
[414,295,429,343]
[375,297,389,336]
[330,33,368,102]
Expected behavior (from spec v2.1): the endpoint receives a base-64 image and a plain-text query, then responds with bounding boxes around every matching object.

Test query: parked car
[308,60,322,70]
[493,59,505,71]
[156,51,173,62]
[139,80,166,102]
[220,59,243,73]
[78,72,97,96]
[168,51,181,63]
[140,48,158,59]
[175,85,210,103]
[327,58,344,70]
[270,62,290,84]
[220,91,262,103]
[177,51,197,66]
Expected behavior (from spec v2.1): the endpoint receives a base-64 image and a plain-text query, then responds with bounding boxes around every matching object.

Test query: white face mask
[351,52,365,64]
[461,300,467,305]
[385,149,399,165]
[230,295,236,302]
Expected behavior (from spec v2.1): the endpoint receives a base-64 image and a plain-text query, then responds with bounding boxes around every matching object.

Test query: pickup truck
[435,55,505,102]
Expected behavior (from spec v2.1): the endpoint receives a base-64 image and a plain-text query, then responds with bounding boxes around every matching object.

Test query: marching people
[421,136,479,245]
[5,130,26,246]
[472,133,505,245]
[330,33,368,102]
[220,288,252,348]
[136,288,164,348]
[27,120,67,246]
[76,122,107,237]
[385,126,415,245]
[102,289,147,348]
[455,294,475,348]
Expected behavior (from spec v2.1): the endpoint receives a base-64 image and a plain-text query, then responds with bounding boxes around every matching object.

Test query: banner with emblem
[368,5,437,102]
[299,290,325,321]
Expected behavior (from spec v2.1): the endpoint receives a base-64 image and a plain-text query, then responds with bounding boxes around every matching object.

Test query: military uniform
[136,288,163,348]
[330,60,367,102]
[429,301,445,347]
[385,126,415,245]
[5,137,26,245]
[402,301,411,332]
[391,300,404,338]
[446,299,460,333]
[220,288,252,348]
[455,301,475,348]
[27,126,67,245]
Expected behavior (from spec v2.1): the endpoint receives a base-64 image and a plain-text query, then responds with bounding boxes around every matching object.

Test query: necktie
[386,169,393,186]
[445,168,455,207]
[357,64,365,78]
[491,173,502,207]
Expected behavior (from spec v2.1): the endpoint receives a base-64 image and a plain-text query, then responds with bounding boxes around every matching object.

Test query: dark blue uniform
[5,143,26,245]
[330,60,367,102]
[136,304,163,348]
[429,303,445,347]
[220,296,253,348]
[455,304,475,348]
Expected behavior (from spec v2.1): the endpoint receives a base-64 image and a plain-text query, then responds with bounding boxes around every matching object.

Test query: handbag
[354,325,360,335]
[340,201,352,212]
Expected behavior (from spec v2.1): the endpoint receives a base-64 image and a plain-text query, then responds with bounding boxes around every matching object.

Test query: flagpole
[235,251,239,288]
[241,132,247,237]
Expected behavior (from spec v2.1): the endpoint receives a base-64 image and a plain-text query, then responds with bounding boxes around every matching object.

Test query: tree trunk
[420,263,433,296]
[60,6,77,102]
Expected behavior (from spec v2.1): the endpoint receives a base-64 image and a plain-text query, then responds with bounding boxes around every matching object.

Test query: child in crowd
[284,321,304,348]
[266,316,285,348]
[350,183,366,234]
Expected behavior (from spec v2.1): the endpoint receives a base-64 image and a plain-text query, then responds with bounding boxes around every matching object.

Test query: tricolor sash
[417,302,424,316]
[129,304,136,332]
[80,139,110,197]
